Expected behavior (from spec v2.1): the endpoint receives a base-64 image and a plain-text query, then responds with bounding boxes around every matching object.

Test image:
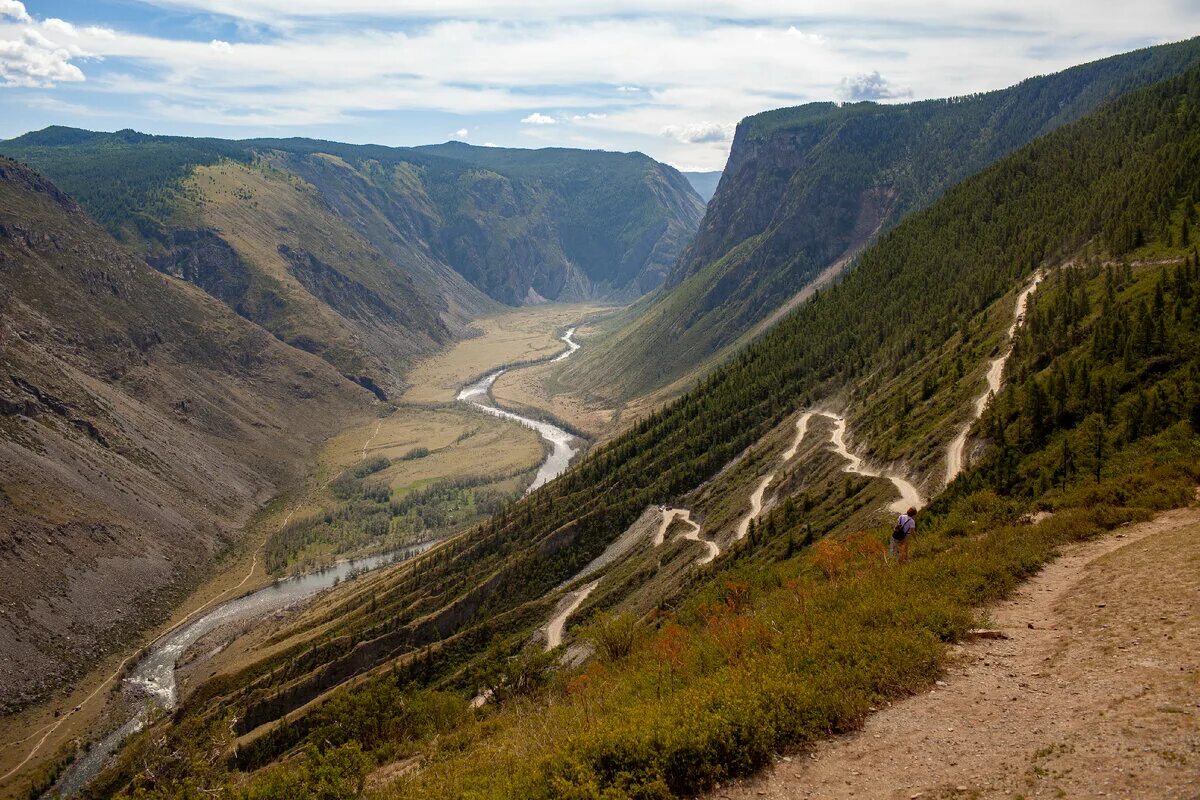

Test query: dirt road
[545,580,599,650]
[945,271,1044,485]
[715,503,1200,800]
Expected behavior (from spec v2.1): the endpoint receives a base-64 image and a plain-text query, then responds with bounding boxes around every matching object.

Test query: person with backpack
[890,507,917,564]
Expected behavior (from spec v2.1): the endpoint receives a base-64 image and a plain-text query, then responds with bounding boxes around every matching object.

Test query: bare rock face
[0,158,370,712]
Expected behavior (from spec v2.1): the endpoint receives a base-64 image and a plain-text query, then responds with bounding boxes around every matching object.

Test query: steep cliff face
[0,158,370,711]
[562,36,1200,400]
[415,142,706,302]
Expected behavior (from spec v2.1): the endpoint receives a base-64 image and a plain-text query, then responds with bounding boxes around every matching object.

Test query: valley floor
[0,302,609,797]
[714,500,1200,800]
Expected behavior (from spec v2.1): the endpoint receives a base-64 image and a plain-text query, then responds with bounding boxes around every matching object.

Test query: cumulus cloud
[840,70,911,101]
[209,39,232,52]
[6,1,1199,170]
[453,127,468,138]
[0,4,87,88]
[660,121,734,144]
[0,0,31,23]
[786,26,825,44]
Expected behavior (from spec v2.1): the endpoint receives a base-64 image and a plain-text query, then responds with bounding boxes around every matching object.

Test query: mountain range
[0,131,705,396]
[65,40,1200,800]
[558,36,1200,401]
[2,34,1200,800]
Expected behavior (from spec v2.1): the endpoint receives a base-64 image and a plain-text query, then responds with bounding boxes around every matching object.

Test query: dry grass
[402,304,606,405]
[319,406,543,497]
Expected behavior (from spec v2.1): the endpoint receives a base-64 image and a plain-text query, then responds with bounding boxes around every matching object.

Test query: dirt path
[545,580,599,650]
[656,508,718,564]
[715,503,1200,800]
[734,409,922,547]
[735,412,816,541]
[945,271,1044,485]
[735,477,775,541]
[825,413,924,513]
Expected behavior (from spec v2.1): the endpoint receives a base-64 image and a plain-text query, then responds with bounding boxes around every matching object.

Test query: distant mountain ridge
[682,170,722,202]
[562,36,1200,400]
[0,130,705,394]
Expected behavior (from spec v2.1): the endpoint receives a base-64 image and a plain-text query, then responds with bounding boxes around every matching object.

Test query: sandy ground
[714,502,1200,800]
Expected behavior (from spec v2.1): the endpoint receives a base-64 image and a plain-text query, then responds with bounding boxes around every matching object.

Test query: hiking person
[890,507,917,564]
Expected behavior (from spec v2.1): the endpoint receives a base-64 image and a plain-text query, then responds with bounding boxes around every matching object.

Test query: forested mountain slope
[86,60,1200,800]
[561,36,1200,400]
[0,158,371,713]
[0,131,703,395]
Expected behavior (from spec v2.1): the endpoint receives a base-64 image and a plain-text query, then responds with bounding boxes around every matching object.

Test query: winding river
[49,545,430,797]
[456,327,581,494]
[46,325,585,797]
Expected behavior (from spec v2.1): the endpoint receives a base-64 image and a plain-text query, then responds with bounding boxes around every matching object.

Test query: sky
[0,2,1197,171]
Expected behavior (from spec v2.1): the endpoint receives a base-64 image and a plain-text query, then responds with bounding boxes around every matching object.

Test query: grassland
[488,318,620,438]
[402,304,609,405]
[264,404,544,572]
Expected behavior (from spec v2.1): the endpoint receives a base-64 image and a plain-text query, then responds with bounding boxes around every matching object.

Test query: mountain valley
[0,30,1198,800]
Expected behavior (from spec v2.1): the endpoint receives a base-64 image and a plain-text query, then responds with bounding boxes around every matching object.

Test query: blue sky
[1,1,1197,170]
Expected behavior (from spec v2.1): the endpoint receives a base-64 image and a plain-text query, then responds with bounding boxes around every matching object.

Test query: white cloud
[4,2,1198,169]
[0,5,87,88]
[786,26,825,45]
[0,0,31,23]
[840,70,911,101]
[22,92,93,114]
[453,127,468,138]
[661,121,734,144]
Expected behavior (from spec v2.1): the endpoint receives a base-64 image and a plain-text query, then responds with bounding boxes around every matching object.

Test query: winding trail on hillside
[732,272,1046,546]
[545,580,600,650]
[655,507,718,563]
[715,499,1200,800]
[734,412,816,541]
[732,408,922,547]
[826,414,923,513]
[945,271,1044,485]
[457,327,582,494]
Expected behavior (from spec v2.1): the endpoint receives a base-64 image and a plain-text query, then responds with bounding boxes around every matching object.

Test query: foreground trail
[715,503,1200,800]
